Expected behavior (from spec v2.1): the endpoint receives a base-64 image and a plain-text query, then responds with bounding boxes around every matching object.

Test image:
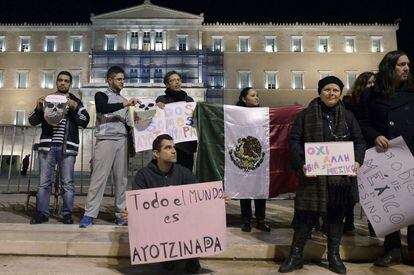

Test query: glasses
[168,78,181,83]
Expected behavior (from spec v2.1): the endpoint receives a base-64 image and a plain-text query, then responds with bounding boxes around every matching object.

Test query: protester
[29,71,90,224]
[235,87,271,232]
[342,71,375,234]
[279,76,365,274]
[156,71,197,171]
[358,50,414,267]
[79,66,140,228]
[123,134,202,273]
[21,154,30,176]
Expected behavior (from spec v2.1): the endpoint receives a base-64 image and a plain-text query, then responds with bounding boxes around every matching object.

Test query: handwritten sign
[357,136,414,237]
[304,142,355,176]
[134,102,197,152]
[126,181,227,265]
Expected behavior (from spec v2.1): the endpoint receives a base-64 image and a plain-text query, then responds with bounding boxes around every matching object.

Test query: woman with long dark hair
[358,50,414,267]
[342,71,375,234]
[236,87,271,232]
[279,76,365,274]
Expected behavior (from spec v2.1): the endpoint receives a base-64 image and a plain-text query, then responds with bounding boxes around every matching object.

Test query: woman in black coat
[236,87,271,233]
[279,76,365,274]
[358,50,414,267]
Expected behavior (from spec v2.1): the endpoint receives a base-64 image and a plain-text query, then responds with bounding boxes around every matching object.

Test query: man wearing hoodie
[155,71,197,171]
[132,134,201,273]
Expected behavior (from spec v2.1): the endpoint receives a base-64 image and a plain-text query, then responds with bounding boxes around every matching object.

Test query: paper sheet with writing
[126,181,227,265]
[304,141,355,176]
[358,136,414,237]
[134,102,197,152]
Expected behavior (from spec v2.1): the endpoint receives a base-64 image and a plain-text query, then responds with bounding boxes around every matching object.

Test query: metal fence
[0,124,152,196]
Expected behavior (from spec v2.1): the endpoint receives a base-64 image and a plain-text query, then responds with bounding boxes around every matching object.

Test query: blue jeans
[37,145,76,217]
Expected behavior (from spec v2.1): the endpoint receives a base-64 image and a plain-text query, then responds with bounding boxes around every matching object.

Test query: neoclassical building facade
[0,0,398,125]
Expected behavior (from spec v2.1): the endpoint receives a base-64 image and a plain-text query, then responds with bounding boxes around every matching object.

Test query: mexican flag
[195,103,302,199]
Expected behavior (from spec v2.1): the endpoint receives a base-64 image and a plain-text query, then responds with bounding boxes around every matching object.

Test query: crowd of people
[27,50,414,274]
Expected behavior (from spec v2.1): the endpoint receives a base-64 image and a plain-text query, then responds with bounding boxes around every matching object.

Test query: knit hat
[318,76,344,94]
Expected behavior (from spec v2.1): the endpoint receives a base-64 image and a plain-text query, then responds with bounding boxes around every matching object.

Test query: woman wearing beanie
[236,87,271,233]
[279,76,365,274]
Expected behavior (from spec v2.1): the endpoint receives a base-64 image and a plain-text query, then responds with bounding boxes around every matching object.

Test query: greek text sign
[304,142,355,176]
[358,136,414,237]
[126,181,227,265]
[134,102,197,152]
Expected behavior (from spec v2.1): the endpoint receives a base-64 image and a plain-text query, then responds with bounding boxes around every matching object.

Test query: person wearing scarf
[279,76,366,274]
[156,71,197,171]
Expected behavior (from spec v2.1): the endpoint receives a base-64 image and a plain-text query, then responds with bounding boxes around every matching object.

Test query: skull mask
[135,98,156,121]
[43,94,68,126]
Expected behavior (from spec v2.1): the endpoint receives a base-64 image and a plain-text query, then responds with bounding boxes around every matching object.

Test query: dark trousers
[240,199,266,220]
[384,225,414,252]
[176,148,194,172]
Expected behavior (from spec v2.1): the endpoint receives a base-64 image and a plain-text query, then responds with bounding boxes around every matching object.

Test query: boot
[279,225,310,273]
[256,218,271,232]
[374,249,401,267]
[327,223,346,274]
[241,218,251,232]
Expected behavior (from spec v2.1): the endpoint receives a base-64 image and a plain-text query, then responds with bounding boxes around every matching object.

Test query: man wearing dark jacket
[358,50,414,267]
[155,71,197,171]
[29,71,90,224]
[132,134,201,274]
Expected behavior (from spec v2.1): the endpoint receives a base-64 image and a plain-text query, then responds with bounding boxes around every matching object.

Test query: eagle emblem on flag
[229,136,265,172]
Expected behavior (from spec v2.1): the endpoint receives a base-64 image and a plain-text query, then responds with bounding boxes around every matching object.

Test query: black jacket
[133,160,197,190]
[358,82,414,153]
[28,93,90,155]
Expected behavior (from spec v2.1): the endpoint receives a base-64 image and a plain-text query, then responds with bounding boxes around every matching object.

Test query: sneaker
[115,213,127,226]
[62,214,74,224]
[79,215,94,228]
[30,213,49,224]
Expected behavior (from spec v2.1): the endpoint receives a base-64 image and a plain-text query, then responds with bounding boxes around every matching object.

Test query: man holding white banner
[156,71,197,171]
[358,50,414,267]
[280,76,365,274]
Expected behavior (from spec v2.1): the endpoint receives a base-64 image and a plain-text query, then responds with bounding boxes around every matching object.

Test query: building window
[209,72,224,88]
[44,36,56,52]
[238,37,250,52]
[265,36,276,52]
[319,70,331,79]
[141,67,150,83]
[371,36,383,53]
[346,71,358,89]
[143,32,151,51]
[129,32,138,51]
[265,71,278,89]
[238,71,251,88]
[15,110,25,126]
[292,71,305,89]
[155,32,163,51]
[318,36,329,53]
[16,70,29,88]
[154,68,163,83]
[19,36,30,52]
[42,71,54,89]
[105,35,117,51]
[212,36,223,52]
[71,36,82,52]
[292,36,303,52]
[0,36,5,52]
[0,70,4,88]
[345,36,356,53]
[71,71,81,88]
[177,35,187,51]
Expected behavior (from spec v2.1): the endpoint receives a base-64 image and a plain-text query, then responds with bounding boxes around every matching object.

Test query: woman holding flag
[236,87,271,233]
[279,76,365,274]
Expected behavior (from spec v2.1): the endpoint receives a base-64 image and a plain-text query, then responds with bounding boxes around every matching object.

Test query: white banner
[134,102,197,152]
[305,142,355,176]
[358,136,414,237]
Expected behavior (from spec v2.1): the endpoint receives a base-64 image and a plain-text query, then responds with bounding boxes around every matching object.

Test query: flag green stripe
[195,103,224,182]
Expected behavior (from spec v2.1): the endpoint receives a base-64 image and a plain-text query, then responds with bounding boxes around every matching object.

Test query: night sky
[1,0,413,57]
